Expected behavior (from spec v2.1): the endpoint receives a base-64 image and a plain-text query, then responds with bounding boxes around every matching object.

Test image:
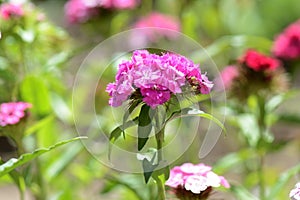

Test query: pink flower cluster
[65,0,138,23]
[273,20,300,60]
[0,2,24,20]
[166,163,230,194]
[0,102,31,127]
[133,12,180,41]
[240,50,280,72]
[290,182,300,200]
[106,50,213,109]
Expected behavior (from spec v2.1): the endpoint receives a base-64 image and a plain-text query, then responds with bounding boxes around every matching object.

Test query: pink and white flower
[290,182,300,200]
[166,163,230,198]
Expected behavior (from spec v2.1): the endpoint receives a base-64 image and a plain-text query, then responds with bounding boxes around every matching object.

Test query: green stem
[256,95,266,200]
[257,152,265,200]
[155,126,166,200]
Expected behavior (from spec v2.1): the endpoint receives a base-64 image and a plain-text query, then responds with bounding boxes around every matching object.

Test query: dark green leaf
[108,117,139,159]
[152,160,170,183]
[122,100,141,138]
[142,158,158,183]
[138,105,154,151]
[0,137,85,177]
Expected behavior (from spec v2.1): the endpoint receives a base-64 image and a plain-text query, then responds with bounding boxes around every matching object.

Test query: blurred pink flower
[240,49,280,72]
[106,50,212,108]
[133,12,181,42]
[166,163,229,199]
[64,0,138,23]
[0,3,24,20]
[64,0,99,23]
[102,0,139,9]
[273,20,300,60]
[0,102,31,127]
[217,66,239,90]
[290,182,300,200]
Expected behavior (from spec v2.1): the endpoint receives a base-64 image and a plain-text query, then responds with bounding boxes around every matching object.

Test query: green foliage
[0,137,84,177]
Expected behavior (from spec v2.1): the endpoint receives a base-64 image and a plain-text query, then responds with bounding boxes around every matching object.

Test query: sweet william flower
[290,182,300,200]
[166,163,230,200]
[106,50,213,109]
[273,20,300,60]
[0,102,31,127]
[0,2,24,20]
[240,50,280,72]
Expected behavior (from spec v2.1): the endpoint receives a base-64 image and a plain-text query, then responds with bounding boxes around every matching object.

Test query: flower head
[221,49,288,100]
[290,182,300,200]
[240,49,280,72]
[106,50,213,108]
[273,20,300,60]
[0,3,24,20]
[0,102,31,127]
[166,163,230,199]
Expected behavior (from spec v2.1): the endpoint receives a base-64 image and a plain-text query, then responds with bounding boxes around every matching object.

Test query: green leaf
[138,105,154,151]
[142,158,158,183]
[20,75,52,116]
[152,160,170,183]
[102,175,145,200]
[108,117,139,159]
[0,137,85,177]
[171,109,226,133]
[213,149,256,174]
[265,92,296,113]
[236,114,260,147]
[230,184,259,200]
[45,142,83,181]
[267,163,300,199]
[122,100,141,138]
[25,115,55,136]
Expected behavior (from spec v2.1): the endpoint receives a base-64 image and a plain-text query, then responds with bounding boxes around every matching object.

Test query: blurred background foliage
[0,0,299,199]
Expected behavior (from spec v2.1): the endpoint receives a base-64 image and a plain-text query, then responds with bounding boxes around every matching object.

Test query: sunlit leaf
[0,137,85,177]
[20,75,52,116]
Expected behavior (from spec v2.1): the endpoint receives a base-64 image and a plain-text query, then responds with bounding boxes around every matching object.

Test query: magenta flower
[290,182,300,200]
[240,50,280,72]
[106,50,213,109]
[0,3,24,20]
[0,102,31,127]
[273,20,300,60]
[166,163,230,199]
[133,12,181,42]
